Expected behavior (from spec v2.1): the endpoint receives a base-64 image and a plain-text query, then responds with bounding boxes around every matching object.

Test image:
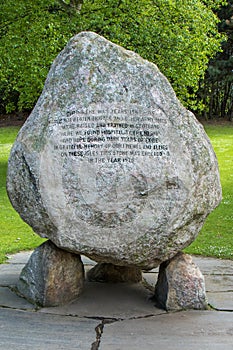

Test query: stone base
[153,252,208,311]
[87,263,142,283]
[17,240,84,307]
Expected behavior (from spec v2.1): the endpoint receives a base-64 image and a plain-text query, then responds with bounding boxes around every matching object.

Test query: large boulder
[7,32,221,269]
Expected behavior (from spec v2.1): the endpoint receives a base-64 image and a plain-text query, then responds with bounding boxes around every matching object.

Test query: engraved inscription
[45,104,178,227]
[49,105,170,163]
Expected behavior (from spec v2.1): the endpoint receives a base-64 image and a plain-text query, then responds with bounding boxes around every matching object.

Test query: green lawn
[0,127,44,263]
[0,124,232,263]
[185,125,233,259]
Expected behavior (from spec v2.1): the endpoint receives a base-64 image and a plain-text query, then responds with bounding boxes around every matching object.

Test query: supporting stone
[17,240,84,307]
[87,263,142,283]
[153,252,208,311]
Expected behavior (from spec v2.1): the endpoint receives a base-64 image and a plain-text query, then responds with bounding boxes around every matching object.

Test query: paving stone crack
[127,312,167,320]
[0,305,37,312]
[90,319,104,350]
[207,290,233,293]
[208,273,233,276]
[88,312,167,350]
[214,308,233,312]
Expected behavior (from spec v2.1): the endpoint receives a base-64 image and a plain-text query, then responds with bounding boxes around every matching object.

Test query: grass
[0,124,232,263]
[185,125,233,259]
[0,127,44,263]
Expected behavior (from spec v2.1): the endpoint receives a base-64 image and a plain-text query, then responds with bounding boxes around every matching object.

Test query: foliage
[197,0,233,119]
[0,0,226,114]
[0,1,72,113]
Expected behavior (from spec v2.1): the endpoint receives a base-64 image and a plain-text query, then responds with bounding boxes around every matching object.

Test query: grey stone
[87,263,142,282]
[0,308,99,350]
[17,240,84,306]
[154,252,208,311]
[99,311,233,350]
[7,31,221,269]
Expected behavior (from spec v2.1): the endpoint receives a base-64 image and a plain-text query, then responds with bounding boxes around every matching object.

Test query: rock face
[17,241,84,306]
[87,263,142,283]
[154,252,208,311]
[7,31,221,269]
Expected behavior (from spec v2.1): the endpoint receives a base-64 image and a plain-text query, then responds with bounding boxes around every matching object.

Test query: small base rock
[17,240,84,307]
[87,263,142,283]
[153,252,208,311]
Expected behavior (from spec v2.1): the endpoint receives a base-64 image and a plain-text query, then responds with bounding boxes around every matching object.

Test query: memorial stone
[7,31,222,272]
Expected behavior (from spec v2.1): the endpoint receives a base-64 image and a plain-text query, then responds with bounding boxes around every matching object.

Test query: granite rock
[17,240,84,306]
[87,263,142,283]
[7,32,221,269]
[154,252,208,311]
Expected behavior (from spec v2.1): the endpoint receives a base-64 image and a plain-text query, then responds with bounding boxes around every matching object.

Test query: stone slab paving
[0,286,34,310]
[1,252,233,312]
[39,281,164,319]
[6,251,32,264]
[99,310,233,350]
[0,264,23,286]
[192,255,233,275]
[205,274,233,292]
[0,252,232,350]
[207,292,233,310]
[0,308,99,350]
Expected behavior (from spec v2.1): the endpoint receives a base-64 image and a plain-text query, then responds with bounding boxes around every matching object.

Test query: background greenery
[197,0,233,120]
[185,124,233,259]
[0,0,227,114]
[0,124,232,263]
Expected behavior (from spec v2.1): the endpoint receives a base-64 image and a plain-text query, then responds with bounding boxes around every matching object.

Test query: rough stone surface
[154,252,208,311]
[17,241,84,306]
[87,263,142,283]
[7,31,221,269]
